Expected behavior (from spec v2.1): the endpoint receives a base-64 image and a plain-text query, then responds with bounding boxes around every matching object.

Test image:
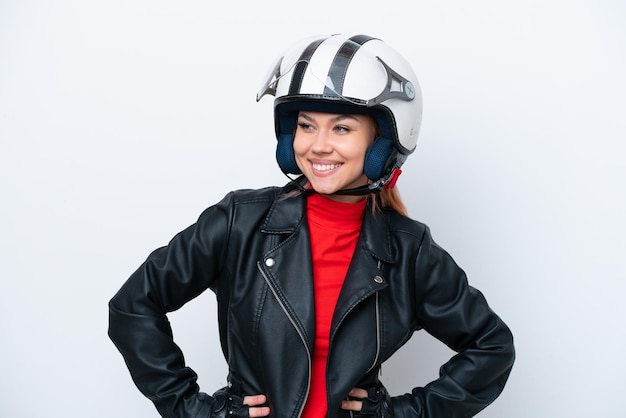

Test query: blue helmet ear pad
[276,133,301,174]
[364,137,394,181]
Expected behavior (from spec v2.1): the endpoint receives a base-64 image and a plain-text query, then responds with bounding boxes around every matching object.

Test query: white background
[1,1,625,417]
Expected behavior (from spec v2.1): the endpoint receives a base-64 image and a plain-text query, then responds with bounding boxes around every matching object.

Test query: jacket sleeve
[108,192,235,418]
[391,226,515,418]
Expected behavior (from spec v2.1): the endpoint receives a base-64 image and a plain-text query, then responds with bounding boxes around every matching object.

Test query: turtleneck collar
[306,193,366,231]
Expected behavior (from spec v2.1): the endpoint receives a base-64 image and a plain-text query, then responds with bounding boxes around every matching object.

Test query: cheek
[341,141,370,165]
[292,134,306,157]
[291,135,309,173]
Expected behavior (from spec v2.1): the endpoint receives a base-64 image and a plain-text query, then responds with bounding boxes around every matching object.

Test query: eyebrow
[297,112,359,123]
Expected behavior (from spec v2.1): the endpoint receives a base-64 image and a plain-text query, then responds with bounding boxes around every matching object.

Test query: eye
[297,122,314,132]
[334,125,351,133]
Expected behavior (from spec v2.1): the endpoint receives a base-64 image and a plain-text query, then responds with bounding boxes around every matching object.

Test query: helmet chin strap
[331,182,383,196]
[284,168,401,197]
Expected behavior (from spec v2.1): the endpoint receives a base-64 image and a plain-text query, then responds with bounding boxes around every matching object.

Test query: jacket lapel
[331,206,396,334]
[259,194,398,353]
[259,193,316,351]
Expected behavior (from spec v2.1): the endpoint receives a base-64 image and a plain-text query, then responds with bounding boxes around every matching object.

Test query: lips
[311,162,342,172]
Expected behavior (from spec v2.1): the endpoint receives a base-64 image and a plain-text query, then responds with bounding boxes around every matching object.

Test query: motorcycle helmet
[256,34,422,193]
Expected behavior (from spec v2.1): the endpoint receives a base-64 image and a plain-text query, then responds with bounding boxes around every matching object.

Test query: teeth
[312,163,341,172]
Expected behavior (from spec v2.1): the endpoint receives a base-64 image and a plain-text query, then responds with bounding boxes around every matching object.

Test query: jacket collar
[261,190,396,264]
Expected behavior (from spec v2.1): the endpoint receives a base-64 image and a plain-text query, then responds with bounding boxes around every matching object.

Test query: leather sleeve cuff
[210,388,249,418]
[390,394,422,418]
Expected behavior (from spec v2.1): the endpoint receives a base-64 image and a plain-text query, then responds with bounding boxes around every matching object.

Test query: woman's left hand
[340,388,367,411]
[341,386,395,418]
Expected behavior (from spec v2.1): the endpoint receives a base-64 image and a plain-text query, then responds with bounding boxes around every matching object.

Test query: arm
[394,227,515,418]
[108,193,233,417]
[342,226,515,418]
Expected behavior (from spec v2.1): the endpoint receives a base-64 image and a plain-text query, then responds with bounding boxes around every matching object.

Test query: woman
[108,34,515,418]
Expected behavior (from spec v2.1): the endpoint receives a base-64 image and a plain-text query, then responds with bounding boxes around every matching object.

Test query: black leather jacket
[108,185,515,418]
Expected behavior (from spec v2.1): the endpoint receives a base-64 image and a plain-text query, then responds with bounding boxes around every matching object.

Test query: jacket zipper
[365,291,381,374]
[328,276,383,407]
[365,260,384,373]
[257,261,311,418]
[341,290,381,418]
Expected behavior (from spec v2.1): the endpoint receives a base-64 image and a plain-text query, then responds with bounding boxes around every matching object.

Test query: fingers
[340,387,367,411]
[348,388,368,398]
[249,406,271,417]
[341,399,363,411]
[243,394,266,407]
[244,394,270,417]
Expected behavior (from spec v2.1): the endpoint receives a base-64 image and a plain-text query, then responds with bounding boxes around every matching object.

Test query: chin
[312,186,340,195]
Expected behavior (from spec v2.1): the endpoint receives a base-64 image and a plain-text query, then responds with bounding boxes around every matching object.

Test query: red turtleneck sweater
[301,193,366,418]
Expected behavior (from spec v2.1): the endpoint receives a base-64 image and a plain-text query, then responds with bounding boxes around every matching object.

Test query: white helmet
[257,34,422,192]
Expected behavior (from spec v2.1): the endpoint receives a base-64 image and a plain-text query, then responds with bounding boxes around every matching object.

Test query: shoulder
[381,208,430,241]
[229,186,282,206]
[361,207,435,264]
[382,210,459,268]
[188,186,289,246]
[194,186,284,226]
[208,186,285,211]
[380,209,453,262]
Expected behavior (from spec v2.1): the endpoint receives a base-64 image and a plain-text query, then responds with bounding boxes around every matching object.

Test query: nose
[311,131,333,154]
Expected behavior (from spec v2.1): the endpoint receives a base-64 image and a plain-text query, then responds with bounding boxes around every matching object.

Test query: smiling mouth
[312,163,342,172]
